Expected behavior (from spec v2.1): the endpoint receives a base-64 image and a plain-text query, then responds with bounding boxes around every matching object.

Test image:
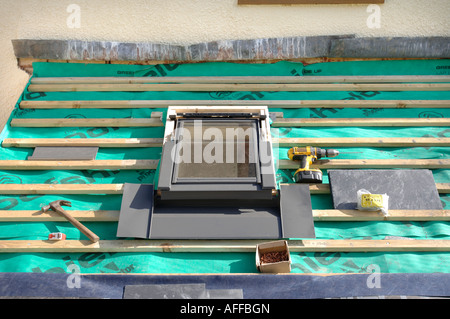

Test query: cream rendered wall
[0,0,449,129]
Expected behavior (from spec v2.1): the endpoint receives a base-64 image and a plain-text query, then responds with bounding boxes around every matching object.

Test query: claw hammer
[41,200,100,243]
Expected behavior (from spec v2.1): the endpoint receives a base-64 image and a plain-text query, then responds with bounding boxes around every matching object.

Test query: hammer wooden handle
[55,207,100,243]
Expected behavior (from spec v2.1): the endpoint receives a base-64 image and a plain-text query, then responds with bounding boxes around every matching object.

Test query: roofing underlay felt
[0,59,449,275]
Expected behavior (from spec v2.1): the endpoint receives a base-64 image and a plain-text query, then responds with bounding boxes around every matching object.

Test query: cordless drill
[287,146,339,183]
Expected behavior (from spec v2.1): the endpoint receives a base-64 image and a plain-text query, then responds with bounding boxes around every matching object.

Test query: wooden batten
[1,209,449,222]
[0,183,445,195]
[19,99,450,109]
[274,137,450,148]
[27,83,450,92]
[1,239,449,253]
[2,138,164,148]
[0,160,158,170]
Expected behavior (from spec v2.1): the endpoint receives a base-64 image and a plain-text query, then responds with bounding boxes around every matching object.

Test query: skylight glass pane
[175,120,258,179]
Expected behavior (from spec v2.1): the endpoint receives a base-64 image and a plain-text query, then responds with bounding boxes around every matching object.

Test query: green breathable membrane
[0,59,449,274]
[0,251,448,274]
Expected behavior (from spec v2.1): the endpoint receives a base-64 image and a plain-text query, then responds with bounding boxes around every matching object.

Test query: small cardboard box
[256,240,291,273]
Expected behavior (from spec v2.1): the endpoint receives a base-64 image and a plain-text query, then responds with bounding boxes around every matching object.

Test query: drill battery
[294,169,323,183]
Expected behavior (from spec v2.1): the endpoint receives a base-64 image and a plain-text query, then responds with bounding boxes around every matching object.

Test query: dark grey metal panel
[157,140,175,191]
[328,169,443,210]
[149,206,281,239]
[117,184,313,239]
[117,182,280,239]
[28,146,98,160]
[116,183,154,239]
[279,184,315,239]
[160,187,273,200]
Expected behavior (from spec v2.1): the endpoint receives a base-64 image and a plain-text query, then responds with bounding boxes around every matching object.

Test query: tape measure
[48,232,66,241]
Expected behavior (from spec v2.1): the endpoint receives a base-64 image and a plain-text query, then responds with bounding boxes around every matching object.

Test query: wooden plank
[436,183,450,194]
[27,82,450,92]
[10,118,164,128]
[0,184,124,194]
[312,183,449,195]
[2,209,449,222]
[0,158,443,171]
[313,209,450,221]
[309,184,331,194]
[272,117,450,127]
[279,159,450,169]
[30,75,449,84]
[19,100,450,109]
[0,239,448,253]
[274,137,450,147]
[0,183,324,195]
[0,210,120,222]
[0,160,158,170]
[0,182,444,195]
[2,138,164,148]
[4,137,448,149]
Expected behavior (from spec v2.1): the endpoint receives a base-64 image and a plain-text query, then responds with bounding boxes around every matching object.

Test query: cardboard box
[256,240,291,273]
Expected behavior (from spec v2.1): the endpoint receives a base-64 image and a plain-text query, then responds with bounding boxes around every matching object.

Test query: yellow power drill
[287,146,340,183]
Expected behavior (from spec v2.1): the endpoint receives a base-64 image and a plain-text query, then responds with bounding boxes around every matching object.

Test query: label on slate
[360,194,384,209]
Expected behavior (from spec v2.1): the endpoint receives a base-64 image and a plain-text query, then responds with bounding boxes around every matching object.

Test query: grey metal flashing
[329,37,450,58]
[28,146,98,161]
[12,36,449,63]
[184,35,344,61]
[116,183,154,239]
[12,36,341,62]
[12,39,185,62]
[149,206,282,239]
[279,184,315,239]
[157,140,176,191]
[117,183,315,239]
